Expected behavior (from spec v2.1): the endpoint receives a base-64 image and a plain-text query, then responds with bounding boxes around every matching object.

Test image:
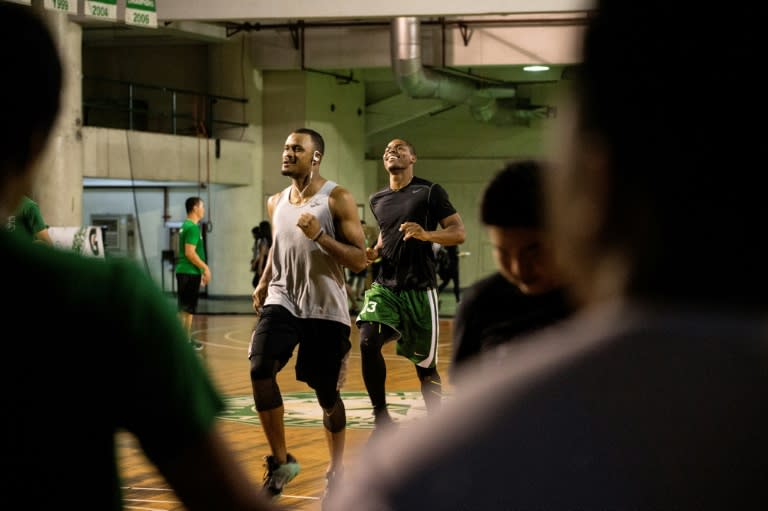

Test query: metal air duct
[391,17,543,124]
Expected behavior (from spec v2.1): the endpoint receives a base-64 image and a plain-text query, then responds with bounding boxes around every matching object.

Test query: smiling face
[281,132,315,179]
[382,139,416,175]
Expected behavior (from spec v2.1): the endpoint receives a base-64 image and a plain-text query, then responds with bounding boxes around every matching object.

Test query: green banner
[125,0,157,28]
[85,0,117,21]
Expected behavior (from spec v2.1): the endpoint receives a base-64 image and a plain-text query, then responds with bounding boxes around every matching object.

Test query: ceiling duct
[391,17,545,124]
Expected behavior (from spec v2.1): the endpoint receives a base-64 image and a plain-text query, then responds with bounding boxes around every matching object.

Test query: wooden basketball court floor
[118,313,456,510]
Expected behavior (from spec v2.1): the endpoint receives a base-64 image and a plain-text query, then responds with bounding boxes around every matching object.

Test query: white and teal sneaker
[262,453,300,497]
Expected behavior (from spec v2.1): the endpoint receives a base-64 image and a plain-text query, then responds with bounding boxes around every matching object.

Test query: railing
[82,77,249,138]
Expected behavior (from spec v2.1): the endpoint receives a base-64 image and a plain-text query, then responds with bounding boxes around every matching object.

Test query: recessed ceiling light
[523,65,550,72]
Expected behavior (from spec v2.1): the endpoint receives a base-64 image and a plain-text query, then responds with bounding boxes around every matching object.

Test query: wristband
[312,228,325,242]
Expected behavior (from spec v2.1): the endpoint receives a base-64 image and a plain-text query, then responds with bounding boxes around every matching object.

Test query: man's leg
[178,310,192,337]
[318,393,346,510]
[248,308,300,496]
[409,287,442,412]
[177,274,203,350]
[251,378,287,462]
[358,322,398,427]
[317,391,346,473]
[416,365,442,413]
[250,375,300,496]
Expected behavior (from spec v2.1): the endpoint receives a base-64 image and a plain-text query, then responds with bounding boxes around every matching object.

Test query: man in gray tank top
[248,128,367,507]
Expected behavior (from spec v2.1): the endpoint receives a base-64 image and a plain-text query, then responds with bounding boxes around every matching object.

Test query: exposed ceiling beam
[157,0,592,22]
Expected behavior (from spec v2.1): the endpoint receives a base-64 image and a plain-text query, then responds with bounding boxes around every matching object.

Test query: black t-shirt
[451,272,573,374]
[369,176,456,291]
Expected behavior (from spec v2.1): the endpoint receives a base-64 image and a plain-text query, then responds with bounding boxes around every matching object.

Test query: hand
[252,283,268,312]
[201,267,211,286]
[365,247,379,265]
[297,212,322,240]
[399,221,428,241]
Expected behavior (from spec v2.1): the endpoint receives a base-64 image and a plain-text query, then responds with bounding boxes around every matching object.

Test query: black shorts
[176,273,202,313]
[248,304,351,391]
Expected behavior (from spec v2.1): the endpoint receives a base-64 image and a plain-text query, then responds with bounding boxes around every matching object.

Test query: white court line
[279,494,321,501]
[121,486,171,492]
[124,498,178,503]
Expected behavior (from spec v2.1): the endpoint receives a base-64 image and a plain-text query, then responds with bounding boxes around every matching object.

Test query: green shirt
[1,230,224,509]
[3,195,47,242]
[175,218,206,274]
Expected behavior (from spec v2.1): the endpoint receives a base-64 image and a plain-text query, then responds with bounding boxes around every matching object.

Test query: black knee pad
[251,378,283,412]
[250,356,282,382]
[321,394,346,433]
[359,322,396,352]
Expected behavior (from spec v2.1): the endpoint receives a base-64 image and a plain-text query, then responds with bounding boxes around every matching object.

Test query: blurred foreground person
[451,160,572,378]
[327,1,768,509]
[0,4,275,510]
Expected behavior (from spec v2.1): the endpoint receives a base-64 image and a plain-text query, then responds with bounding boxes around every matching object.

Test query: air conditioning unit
[90,213,135,258]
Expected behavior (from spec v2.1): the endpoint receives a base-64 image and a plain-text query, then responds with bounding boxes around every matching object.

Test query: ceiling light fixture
[523,65,550,72]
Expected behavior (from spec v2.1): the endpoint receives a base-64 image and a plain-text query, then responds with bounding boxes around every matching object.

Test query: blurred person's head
[88,227,100,256]
[548,0,765,309]
[481,160,563,295]
[258,220,272,244]
[0,3,62,217]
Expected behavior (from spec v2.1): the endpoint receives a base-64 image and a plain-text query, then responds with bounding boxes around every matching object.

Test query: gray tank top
[264,180,350,325]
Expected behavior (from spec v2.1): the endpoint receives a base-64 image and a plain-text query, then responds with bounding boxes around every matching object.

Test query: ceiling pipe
[391,16,546,124]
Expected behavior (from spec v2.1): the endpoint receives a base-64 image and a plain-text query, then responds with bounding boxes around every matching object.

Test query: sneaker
[321,468,343,511]
[189,338,204,351]
[262,453,300,497]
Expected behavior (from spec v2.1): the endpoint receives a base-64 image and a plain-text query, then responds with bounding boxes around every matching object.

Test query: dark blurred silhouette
[328,1,768,509]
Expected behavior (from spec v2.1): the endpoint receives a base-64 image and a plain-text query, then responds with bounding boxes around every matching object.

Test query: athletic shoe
[321,468,343,511]
[189,338,204,351]
[262,453,300,496]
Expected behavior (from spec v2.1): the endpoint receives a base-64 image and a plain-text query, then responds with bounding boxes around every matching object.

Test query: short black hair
[185,197,203,213]
[0,3,62,177]
[294,128,325,155]
[398,139,416,156]
[481,160,543,229]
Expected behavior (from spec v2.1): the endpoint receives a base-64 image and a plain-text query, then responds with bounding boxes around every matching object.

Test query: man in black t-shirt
[356,138,465,433]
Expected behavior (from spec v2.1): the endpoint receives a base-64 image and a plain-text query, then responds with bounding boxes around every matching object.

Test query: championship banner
[49,226,106,259]
[125,0,157,28]
[85,0,117,21]
[44,0,77,14]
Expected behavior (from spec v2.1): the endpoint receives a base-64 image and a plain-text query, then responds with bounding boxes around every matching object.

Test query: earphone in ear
[312,152,320,164]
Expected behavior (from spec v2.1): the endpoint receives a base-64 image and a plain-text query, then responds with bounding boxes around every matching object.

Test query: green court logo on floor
[220,391,428,429]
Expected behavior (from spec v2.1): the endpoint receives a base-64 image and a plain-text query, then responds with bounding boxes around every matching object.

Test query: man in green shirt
[175,196,211,350]
[4,195,52,245]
